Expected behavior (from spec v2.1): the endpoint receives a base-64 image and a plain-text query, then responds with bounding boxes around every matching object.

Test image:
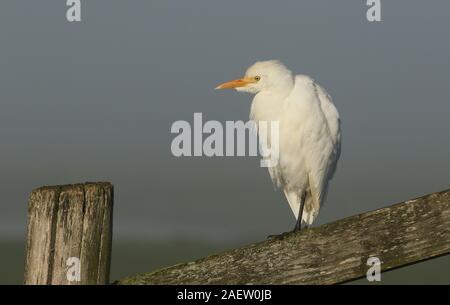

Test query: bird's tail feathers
[283,189,300,219]
[302,193,319,225]
[283,189,320,225]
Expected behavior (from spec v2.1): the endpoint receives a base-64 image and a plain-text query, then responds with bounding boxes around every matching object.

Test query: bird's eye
[254,76,261,81]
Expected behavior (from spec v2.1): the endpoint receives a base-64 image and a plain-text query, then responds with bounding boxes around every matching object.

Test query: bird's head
[215,60,294,95]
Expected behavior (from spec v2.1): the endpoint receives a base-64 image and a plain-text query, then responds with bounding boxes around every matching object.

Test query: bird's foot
[267,231,291,240]
[267,224,310,240]
[292,224,309,233]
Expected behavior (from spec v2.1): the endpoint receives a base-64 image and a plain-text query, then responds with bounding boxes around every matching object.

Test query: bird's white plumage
[241,60,341,225]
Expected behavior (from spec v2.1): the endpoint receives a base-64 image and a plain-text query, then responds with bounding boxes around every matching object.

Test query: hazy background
[1,0,449,284]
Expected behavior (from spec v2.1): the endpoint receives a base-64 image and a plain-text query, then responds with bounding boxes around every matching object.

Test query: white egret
[216,60,341,232]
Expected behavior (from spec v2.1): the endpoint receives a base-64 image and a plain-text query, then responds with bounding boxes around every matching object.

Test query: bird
[215,60,341,233]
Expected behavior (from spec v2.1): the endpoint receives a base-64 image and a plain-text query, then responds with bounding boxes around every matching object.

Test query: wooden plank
[117,189,450,284]
[24,182,113,285]
[24,188,59,284]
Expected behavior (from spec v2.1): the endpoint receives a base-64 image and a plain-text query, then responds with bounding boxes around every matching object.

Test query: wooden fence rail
[117,189,450,284]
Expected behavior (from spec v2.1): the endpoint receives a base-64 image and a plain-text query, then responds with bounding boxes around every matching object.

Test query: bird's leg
[267,192,306,240]
[293,192,306,232]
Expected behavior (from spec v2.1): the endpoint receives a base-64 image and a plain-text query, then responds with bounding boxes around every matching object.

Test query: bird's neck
[250,90,289,123]
[258,85,293,102]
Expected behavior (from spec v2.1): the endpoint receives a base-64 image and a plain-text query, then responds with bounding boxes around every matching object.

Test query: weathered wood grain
[117,189,450,284]
[24,182,113,285]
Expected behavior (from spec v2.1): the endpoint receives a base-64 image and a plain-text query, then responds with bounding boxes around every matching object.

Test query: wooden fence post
[24,182,113,285]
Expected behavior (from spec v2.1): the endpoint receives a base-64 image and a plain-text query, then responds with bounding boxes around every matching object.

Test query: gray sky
[1,0,449,243]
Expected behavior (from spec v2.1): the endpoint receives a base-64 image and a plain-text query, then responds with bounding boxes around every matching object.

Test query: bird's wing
[315,82,341,181]
[301,79,341,208]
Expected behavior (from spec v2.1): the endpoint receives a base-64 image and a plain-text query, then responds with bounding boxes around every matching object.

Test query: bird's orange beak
[215,77,256,90]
